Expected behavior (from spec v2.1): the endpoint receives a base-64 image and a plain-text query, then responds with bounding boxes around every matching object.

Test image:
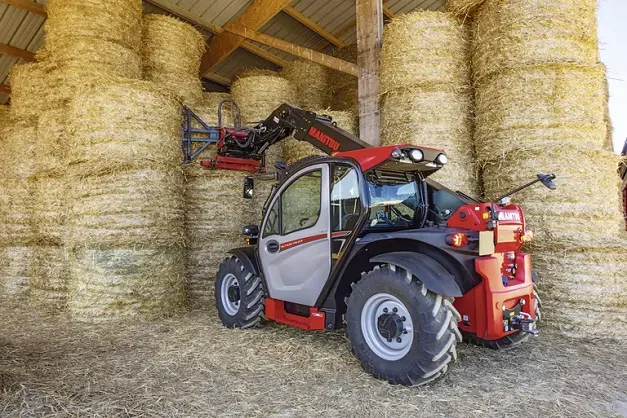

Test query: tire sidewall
[215,258,247,327]
[346,269,430,376]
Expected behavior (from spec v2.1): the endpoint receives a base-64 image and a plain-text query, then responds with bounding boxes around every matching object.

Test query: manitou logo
[308,126,340,151]
[498,211,521,222]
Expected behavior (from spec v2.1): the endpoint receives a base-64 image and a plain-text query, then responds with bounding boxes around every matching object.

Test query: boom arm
[216,104,371,164]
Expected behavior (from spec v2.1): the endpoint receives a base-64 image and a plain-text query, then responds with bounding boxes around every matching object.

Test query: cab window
[262,169,322,237]
[366,172,423,228]
[331,165,361,232]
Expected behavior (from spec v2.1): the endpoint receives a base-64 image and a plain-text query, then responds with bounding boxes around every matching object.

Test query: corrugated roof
[0,0,445,102]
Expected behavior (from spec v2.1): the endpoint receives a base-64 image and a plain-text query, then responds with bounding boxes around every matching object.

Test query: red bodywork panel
[201,156,266,173]
[453,253,535,340]
[449,202,534,340]
[447,202,527,254]
[334,144,443,172]
[265,298,326,330]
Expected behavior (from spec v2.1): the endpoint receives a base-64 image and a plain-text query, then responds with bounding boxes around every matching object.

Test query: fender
[370,252,463,297]
[228,247,261,276]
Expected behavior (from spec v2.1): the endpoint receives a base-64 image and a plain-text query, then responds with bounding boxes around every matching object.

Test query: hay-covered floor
[1,298,625,417]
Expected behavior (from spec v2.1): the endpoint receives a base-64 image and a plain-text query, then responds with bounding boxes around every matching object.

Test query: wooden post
[356,0,383,146]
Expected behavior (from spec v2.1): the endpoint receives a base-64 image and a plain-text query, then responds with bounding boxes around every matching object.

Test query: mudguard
[228,247,261,276]
[370,252,463,297]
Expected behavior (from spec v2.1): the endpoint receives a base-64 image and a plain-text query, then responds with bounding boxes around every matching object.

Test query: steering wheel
[390,206,412,223]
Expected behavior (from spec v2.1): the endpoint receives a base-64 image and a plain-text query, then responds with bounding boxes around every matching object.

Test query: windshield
[366,173,422,228]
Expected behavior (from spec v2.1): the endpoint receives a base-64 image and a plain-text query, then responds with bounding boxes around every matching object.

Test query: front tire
[345,264,462,386]
[215,256,265,329]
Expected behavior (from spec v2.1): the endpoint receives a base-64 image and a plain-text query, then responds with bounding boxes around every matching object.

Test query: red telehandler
[182,103,555,386]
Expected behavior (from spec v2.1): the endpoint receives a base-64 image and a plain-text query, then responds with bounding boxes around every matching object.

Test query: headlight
[436,153,448,165]
[409,149,424,162]
[391,148,403,159]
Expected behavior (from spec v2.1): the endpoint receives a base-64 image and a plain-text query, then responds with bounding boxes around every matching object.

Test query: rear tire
[463,286,541,350]
[345,264,462,386]
[215,256,265,329]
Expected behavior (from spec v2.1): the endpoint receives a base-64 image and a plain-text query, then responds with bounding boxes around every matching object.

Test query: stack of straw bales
[184,93,256,304]
[380,11,478,195]
[328,45,359,114]
[282,60,331,110]
[28,107,69,309]
[142,14,206,106]
[455,0,626,339]
[283,109,357,165]
[0,118,36,297]
[65,81,186,321]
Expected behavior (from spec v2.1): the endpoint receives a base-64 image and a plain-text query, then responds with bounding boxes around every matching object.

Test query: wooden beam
[224,25,359,76]
[0,43,35,61]
[0,84,10,94]
[0,0,46,16]
[241,42,289,68]
[205,72,232,86]
[356,0,383,145]
[200,0,292,75]
[283,5,346,48]
[383,6,395,19]
[145,0,288,69]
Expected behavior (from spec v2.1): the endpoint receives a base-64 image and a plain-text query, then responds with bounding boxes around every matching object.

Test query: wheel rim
[360,293,414,361]
[221,273,241,316]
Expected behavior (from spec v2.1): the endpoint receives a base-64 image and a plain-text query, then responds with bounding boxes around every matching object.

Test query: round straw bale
[190,92,235,128]
[67,247,185,321]
[482,145,623,250]
[28,245,68,310]
[282,60,331,110]
[45,0,143,53]
[66,80,181,176]
[474,64,607,161]
[0,246,33,297]
[329,44,358,113]
[231,68,297,124]
[446,0,485,16]
[283,109,356,165]
[533,240,627,340]
[42,36,142,80]
[0,105,9,130]
[380,11,470,94]
[33,176,67,246]
[142,14,206,105]
[36,108,67,177]
[66,168,185,250]
[8,63,49,120]
[381,87,478,195]
[0,118,37,180]
[184,162,256,238]
[472,0,599,83]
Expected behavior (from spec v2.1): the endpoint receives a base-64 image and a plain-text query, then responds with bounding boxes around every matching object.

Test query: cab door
[258,164,330,306]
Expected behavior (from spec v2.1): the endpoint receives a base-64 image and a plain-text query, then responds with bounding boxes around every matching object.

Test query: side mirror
[243,177,254,199]
[242,225,259,238]
[537,173,557,191]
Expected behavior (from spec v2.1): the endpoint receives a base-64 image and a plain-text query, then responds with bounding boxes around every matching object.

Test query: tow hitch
[503,300,539,336]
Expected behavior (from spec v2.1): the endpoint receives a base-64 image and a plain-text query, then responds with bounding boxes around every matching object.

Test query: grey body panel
[370,252,463,297]
[259,164,331,306]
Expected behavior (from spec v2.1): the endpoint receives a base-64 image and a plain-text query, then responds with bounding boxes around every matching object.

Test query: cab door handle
[267,240,280,253]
